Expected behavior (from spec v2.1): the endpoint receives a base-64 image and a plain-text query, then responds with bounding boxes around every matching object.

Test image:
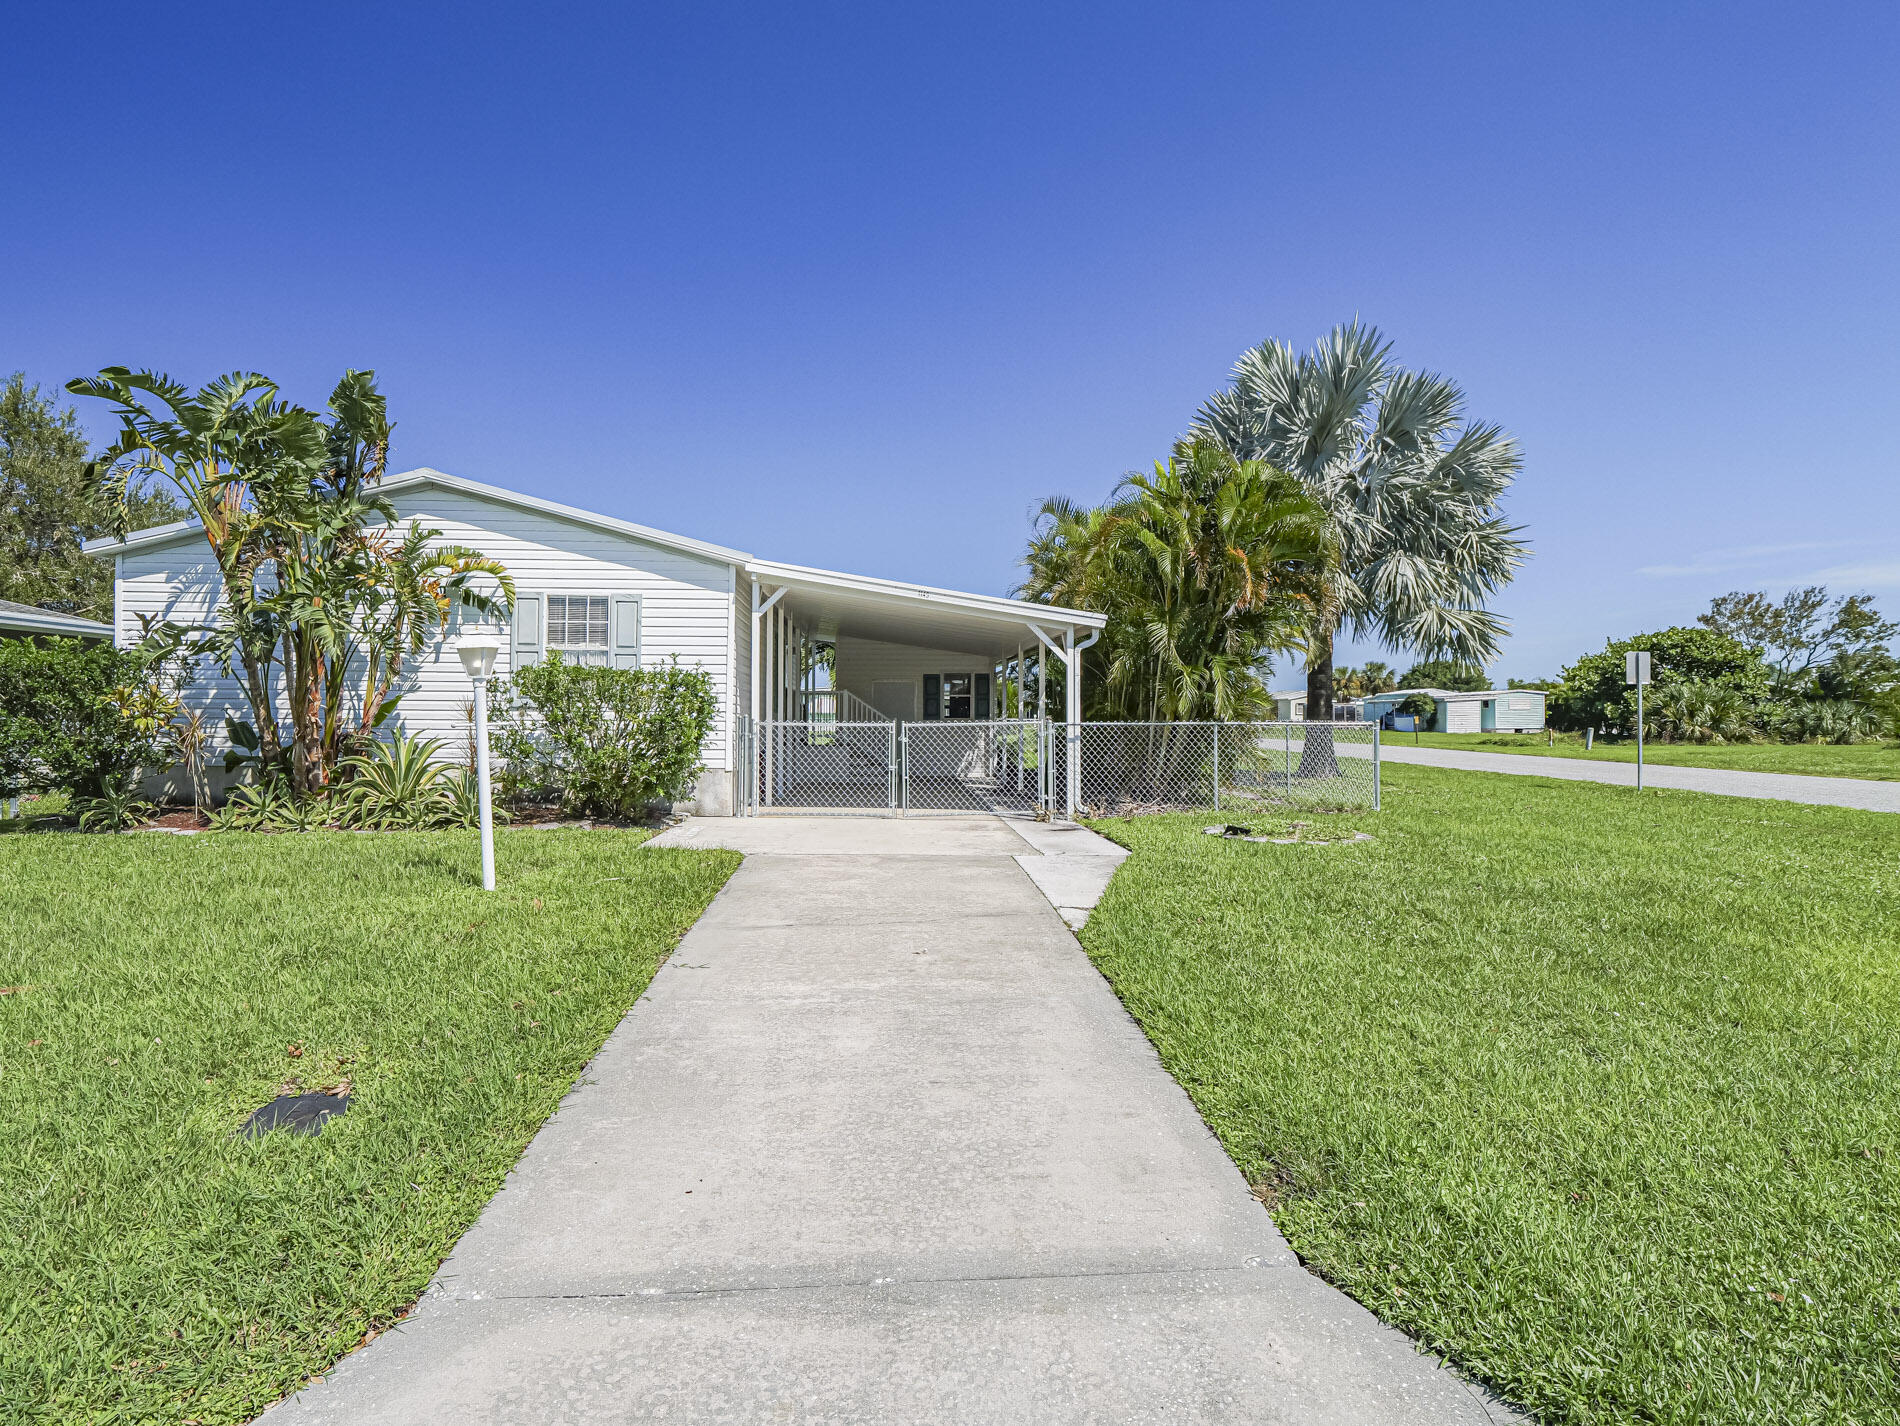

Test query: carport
[743,559,1105,814]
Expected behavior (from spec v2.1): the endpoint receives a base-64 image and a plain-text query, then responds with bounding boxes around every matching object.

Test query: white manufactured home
[88,468,1106,815]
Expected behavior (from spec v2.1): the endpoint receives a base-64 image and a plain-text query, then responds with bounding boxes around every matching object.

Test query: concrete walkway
[265,815,1515,1425]
[1381,743,1900,812]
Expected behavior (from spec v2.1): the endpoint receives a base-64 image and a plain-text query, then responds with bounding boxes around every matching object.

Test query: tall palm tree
[1193,322,1527,720]
[1019,438,1328,721]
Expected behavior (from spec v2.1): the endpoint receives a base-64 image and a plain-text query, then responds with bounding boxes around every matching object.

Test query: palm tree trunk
[1300,616,1340,779]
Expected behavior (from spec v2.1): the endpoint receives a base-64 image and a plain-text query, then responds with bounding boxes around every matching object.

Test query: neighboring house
[0,598,113,642]
[1362,687,1546,734]
[85,468,1105,814]
[1269,690,1362,722]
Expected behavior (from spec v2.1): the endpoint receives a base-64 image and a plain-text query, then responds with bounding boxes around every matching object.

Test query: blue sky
[5,3,1896,681]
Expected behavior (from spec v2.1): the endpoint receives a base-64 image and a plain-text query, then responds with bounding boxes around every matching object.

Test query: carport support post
[1064,631,1080,818]
[750,579,787,815]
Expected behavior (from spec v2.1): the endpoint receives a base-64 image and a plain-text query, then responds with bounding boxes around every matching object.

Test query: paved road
[1379,744,1900,813]
[265,816,1513,1425]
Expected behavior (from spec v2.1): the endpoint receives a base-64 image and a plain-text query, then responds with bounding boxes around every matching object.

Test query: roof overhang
[746,559,1104,660]
[0,606,113,639]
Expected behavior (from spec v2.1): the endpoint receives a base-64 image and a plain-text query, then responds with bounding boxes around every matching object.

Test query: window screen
[546,595,610,664]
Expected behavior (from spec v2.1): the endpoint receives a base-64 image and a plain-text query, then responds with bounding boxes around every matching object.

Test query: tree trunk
[1300,617,1340,779]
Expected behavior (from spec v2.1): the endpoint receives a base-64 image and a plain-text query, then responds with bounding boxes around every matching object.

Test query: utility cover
[242,1092,350,1139]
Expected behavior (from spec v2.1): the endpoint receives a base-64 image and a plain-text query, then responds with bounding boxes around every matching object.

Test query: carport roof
[745,559,1103,659]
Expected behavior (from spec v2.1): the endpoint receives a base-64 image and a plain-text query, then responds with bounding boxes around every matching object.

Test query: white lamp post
[456,629,503,891]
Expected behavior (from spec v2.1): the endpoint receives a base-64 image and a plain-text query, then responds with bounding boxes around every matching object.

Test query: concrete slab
[270,1269,1507,1426]
[1003,814,1130,927]
[648,814,1032,855]
[266,816,1519,1424]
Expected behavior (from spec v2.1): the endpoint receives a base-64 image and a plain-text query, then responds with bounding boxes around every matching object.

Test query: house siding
[834,637,997,719]
[113,482,740,773]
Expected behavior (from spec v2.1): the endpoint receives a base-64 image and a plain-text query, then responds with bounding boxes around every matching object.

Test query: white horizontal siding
[111,483,741,771]
[834,637,999,716]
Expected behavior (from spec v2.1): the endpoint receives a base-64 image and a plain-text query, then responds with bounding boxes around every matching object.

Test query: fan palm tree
[1019,438,1328,721]
[1193,322,1527,720]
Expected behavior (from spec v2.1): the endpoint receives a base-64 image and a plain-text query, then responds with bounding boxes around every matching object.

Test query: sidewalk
[264,815,1515,1424]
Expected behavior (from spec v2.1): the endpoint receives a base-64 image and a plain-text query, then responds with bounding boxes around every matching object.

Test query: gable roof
[0,599,113,638]
[80,467,1104,638]
[81,467,752,565]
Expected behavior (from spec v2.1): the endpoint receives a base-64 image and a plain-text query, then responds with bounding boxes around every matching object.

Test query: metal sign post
[1625,650,1652,792]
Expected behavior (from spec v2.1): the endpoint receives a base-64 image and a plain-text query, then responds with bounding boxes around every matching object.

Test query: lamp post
[456,630,502,891]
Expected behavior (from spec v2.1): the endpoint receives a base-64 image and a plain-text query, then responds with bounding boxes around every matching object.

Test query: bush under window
[490,655,716,820]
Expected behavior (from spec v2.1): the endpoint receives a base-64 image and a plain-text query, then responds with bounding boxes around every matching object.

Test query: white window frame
[546,593,612,666]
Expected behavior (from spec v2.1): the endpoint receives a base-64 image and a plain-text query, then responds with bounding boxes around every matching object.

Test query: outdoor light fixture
[456,629,504,890]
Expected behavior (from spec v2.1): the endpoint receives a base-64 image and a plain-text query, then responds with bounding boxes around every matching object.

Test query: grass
[1397,729,1900,780]
[0,828,738,1424]
[1083,766,1900,1425]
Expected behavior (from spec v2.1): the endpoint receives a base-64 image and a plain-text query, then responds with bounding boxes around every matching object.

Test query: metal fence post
[1211,722,1220,811]
[1372,722,1381,811]
[1283,722,1291,795]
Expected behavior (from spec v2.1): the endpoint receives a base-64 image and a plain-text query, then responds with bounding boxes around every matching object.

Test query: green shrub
[1549,627,1769,733]
[0,638,174,800]
[1642,679,1758,744]
[1395,659,1488,692]
[491,656,716,820]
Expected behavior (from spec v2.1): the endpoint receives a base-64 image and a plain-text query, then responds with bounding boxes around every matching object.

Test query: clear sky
[5,3,1896,682]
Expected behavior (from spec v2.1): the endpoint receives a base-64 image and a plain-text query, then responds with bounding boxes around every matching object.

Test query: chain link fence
[1069,721,1378,817]
[740,717,1378,816]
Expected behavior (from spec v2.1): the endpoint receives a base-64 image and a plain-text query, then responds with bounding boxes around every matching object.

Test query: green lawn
[1398,729,1900,780]
[1084,766,1900,1426]
[0,829,737,1425]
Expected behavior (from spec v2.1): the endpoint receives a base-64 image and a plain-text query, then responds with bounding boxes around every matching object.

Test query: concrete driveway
[264,815,1515,1425]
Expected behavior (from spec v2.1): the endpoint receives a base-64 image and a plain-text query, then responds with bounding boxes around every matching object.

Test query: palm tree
[1019,438,1328,721]
[1193,322,1527,721]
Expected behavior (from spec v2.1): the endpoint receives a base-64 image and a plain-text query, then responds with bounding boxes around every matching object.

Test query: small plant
[73,778,156,832]
[213,779,330,833]
[335,733,460,830]
[445,768,509,830]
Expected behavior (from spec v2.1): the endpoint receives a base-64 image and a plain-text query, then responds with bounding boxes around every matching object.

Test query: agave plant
[445,768,510,831]
[335,733,460,830]
[213,778,331,831]
[73,778,156,832]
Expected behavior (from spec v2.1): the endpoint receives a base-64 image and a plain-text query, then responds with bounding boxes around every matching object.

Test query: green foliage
[0,373,181,617]
[335,733,462,830]
[71,779,157,832]
[1763,698,1884,745]
[0,638,176,799]
[1642,679,1758,743]
[1018,439,1327,719]
[1506,676,1557,690]
[492,656,717,819]
[1193,322,1527,712]
[1396,692,1437,720]
[68,367,511,790]
[1334,661,1397,698]
[0,831,736,1420]
[1699,586,1898,691]
[1549,626,1769,733]
[1083,772,1900,1425]
[1396,659,1489,691]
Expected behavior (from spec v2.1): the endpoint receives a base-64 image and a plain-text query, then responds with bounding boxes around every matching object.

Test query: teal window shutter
[611,595,641,669]
[974,672,991,719]
[922,674,941,721]
[511,593,544,671]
